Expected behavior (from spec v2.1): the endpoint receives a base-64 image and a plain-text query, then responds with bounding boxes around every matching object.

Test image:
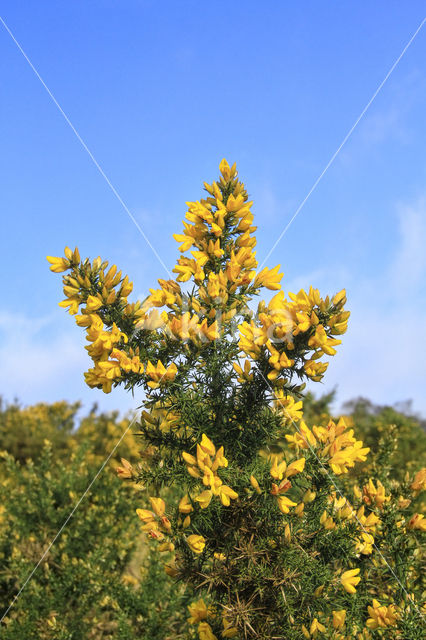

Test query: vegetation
[0,402,187,639]
[1,160,424,638]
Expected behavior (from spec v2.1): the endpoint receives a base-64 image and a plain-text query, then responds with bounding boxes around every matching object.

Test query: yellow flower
[222,615,239,638]
[116,457,134,479]
[270,456,287,480]
[198,621,218,640]
[276,394,303,423]
[85,294,103,312]
[253,265,283,290]
[295,502,304,516]
[250,475,261,494]
[200,433,216,456]
[332,609,346,630]
[340,568,361,594]
[178,494,193,514]
[187,598,210,624]
[366,600,398,629]
[195,490,213,509]
[362,479,390,509]
[286,457,306,478]
[310,618,326,635]
[303,359,329,381]
[332,289,347,305]
[407,513,426,532]
[219,157,236,181]
[149,497,166,517]
[410,467,426,492]
[276,496,297,514]
[46,255,70,272]
[187,534,206,554]
[355,532,374,555]
[217,485,238,506]
[145,359,178,388]
[136,509,155,524]
[320,510,335,530]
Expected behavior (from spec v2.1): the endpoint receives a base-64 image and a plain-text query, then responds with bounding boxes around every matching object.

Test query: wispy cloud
[0,312,134,413]
[320,195,426,417]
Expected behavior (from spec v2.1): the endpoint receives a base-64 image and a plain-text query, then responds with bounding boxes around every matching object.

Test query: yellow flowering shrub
[48,160,425,639]
[0,404,187,639]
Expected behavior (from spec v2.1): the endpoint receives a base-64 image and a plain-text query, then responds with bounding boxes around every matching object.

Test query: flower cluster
[285,415,370,475]
[50,160,426,640]
[183,434,238,509]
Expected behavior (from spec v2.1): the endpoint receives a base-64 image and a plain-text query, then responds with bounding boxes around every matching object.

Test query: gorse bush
[0,398,140,465]
[48,160,425,639]
[0,404,187,639]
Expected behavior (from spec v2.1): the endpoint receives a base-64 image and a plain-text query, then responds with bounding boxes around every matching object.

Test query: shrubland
[1,159,424,639]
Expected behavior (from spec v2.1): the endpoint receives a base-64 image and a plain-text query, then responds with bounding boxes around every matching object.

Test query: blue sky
[1,1,425,417]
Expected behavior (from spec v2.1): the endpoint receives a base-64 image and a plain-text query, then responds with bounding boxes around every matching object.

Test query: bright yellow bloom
[270,456,287,480]
[362,479,390,509]
[340,568,361,594]
[328,441,370,475]
[187,598,210,624]
[253,265,283,290]
[250,475,261,494]
[222,615,238,638]
[276,495,297,514]
[198,621,218,640]
[195,490,213,509]
[85,295,103,312]
[411,467,426,492]
[407,513,426,531]
[275,393,303,423]
[233,360,253,382]
[217,485,239,506]
[46,255,70,273]
[149,497,166,517]
[135,508,156,525]
[356,506,380,533]
[219,157,237,181]
[286,457,306,478]
[320,510,335,530]
[310,618,326,635]
[366,600,398,629]
[178,494,193,514]
[303,359,329,381]
[200,433,216,456]
[332,609,346,630]
[187,534,206,554]
[145,360,178,388]
[116,457,134,479]
[332,289,347,305]
[308,324,341,356]
[355,532,375,555]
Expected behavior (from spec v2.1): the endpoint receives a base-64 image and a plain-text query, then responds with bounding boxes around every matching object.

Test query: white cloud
[319,196,426,417]
[0,311,135,414]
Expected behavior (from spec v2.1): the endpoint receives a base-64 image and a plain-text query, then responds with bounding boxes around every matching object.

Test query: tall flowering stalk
[49,160,425,639]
